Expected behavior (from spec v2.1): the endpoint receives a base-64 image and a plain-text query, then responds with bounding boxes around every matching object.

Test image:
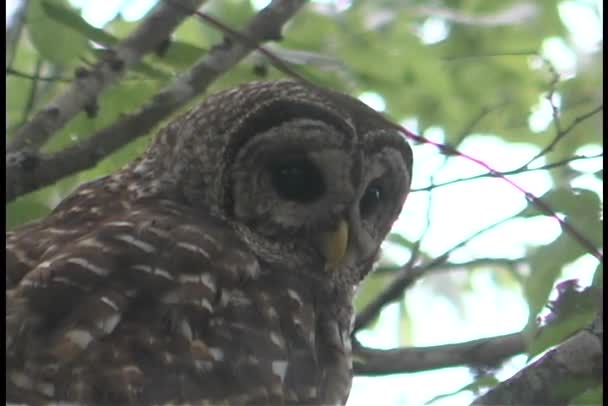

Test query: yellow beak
[319,220,349,272]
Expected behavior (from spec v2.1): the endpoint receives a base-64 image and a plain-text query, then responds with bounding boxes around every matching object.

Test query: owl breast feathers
[6,80,412,405]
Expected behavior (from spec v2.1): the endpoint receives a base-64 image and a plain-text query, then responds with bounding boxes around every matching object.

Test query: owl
[6,80,412,405]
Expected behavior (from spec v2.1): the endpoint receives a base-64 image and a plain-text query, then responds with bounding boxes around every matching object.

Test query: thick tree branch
[353,331,525,375]
[6,0,308,203]
[7,0,205,155]
[472,311,603,405]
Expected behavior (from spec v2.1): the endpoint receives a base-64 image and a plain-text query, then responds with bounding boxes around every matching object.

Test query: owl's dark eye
[360,181,383,217]
[270,159,325,203]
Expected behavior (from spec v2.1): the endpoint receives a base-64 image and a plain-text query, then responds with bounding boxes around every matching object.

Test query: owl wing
[6,199,295,404]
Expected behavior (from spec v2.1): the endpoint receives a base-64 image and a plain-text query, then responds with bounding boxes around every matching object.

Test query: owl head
[130,80,412,290]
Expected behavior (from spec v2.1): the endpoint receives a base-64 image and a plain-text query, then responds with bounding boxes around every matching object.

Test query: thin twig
[409,130,604,261]
[372,257,526,276]
[6,67,73,83]
[521,60,563,167]
[412,153,603,193]
[519,58,601,168]
[18,58,45,129]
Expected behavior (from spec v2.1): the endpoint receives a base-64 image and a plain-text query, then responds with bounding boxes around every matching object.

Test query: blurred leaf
[523,230,587,331]
[571,384,603,406]
[43,78,160,153]
[6,199,52,229]
[129,61,172,80]
[518,188,602,252]
[7,162,87,226]
[528,283,600,359]
[398,300,412,346]
[593,169,603,180]
[519,188,601,219]
[27,0,89,64]
[591,262,602,288]
[354,272,392,314]
[42,0,119,46]
[153,41,207,70]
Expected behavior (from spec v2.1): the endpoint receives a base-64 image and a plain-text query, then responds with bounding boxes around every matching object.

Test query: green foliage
[527,282,600,359]
[9,0,602,201]
[27,0,89,64]
[518,187,602,335]
[41,0,119,46]
[6,197,52,229]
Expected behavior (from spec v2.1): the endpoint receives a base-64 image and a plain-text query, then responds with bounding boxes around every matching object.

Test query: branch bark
[6,0,308,203]
[472,311,603,405]
[7,0,205,154]
[353,331,525,376]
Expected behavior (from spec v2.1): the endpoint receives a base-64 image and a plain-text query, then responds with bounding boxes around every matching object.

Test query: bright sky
[6,0,603,404]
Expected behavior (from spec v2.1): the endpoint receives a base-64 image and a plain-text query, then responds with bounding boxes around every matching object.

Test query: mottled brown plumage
[6,80,412,405]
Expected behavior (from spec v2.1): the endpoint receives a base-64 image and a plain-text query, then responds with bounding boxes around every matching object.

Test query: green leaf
[591,262,602,288]
[154,41,207,70]
[354,272,392,314]
[519,188,601,219]
[43,78,160,154]
[41,0,119,46]
[523,232,584,329]
[570,384,603,406]
[129,61,172,81]
[527,286,600,359]
[27,0,89,64]
[6,199,52,230]
[398,300,412,346]
[518,188,602,263]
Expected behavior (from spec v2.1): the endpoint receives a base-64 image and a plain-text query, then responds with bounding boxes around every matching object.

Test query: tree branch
[406,130,604,261]
[411,152,603,193]
[6,0,308,203]
[373,257,526,276]
[353,331,525,376]
[7,0,205,154]
[354,215,517,332]
[471,311,603,405]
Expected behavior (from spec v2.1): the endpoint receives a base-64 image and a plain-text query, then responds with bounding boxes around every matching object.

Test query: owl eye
[360,181,383,217]
[270,159,325,203]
